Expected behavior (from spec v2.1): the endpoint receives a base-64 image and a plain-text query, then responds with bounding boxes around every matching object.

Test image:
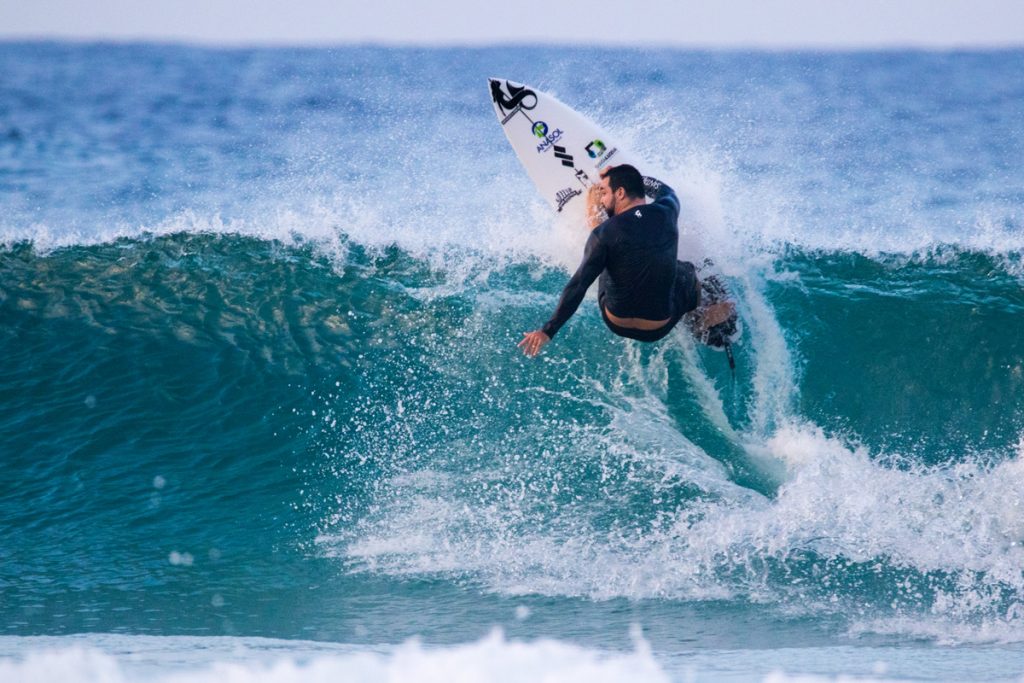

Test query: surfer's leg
[672,261,701,322]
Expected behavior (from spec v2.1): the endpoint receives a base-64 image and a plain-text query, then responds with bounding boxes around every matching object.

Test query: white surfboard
[487,78,642,219]
[488,78,740,356]
[487,78,705,262]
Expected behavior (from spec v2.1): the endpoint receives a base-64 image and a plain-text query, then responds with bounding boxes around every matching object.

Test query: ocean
[2,42,1024,681]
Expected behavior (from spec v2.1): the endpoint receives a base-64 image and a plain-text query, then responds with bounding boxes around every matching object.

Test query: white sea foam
[327,411,1024,642]
[0,632,669,683]
[0,204,351,264]
[5,635,1014,683]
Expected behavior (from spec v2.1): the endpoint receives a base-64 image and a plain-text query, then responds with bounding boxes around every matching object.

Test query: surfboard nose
[488,78,507,104]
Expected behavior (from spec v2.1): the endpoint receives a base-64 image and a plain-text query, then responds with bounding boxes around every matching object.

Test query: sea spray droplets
[335,416,1024,642]
[168,551,194,567]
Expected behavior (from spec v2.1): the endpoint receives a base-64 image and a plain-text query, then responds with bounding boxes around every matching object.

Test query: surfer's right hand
[518,330,550,358]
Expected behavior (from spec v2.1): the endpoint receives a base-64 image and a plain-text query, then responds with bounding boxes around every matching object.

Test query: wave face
[3,42,1024,672]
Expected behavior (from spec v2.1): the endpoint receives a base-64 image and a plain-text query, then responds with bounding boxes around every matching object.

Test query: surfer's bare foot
[700,302,735,330]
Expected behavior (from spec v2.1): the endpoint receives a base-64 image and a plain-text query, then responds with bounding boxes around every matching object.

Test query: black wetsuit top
[541,178,682,339]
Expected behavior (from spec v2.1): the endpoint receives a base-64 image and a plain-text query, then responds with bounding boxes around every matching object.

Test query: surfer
[518,164,734,357]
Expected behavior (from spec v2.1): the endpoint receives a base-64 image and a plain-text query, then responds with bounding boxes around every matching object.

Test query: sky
[1,0,1023,48]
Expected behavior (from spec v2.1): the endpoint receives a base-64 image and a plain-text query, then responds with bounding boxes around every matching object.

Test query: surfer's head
[599,164,645,215]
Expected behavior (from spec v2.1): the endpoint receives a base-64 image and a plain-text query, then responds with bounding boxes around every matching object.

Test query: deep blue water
[2,42,1024,681]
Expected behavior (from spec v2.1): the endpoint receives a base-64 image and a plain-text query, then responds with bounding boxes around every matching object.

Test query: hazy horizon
[2,0,1023,49]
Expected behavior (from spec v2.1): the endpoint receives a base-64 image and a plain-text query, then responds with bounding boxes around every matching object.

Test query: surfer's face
[598,177,624,215]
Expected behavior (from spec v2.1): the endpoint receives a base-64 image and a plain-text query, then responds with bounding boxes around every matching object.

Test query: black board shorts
[598,260,700,343]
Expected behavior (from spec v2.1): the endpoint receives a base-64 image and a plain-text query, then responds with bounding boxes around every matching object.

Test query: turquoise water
[2,43,1024,681]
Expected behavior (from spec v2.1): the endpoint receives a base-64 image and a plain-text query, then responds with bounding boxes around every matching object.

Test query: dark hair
[602,164,645,199]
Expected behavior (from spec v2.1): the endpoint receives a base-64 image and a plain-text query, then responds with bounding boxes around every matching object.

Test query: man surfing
[518,164,734,357]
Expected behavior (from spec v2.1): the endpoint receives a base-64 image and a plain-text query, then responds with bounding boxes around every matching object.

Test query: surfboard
[487,77,716,264]
[487,78,643,224]
[488,77,740,361]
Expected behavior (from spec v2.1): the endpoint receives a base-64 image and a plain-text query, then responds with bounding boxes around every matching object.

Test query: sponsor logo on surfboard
[555,187,582,212]
[532,121,549,137]
[595,146,619,169]
[491,80,540,126]
[490,80,538,122]
[535,128,565,153]
[553,145,574,168]
[585,139,606,158]
[575,168,590,183]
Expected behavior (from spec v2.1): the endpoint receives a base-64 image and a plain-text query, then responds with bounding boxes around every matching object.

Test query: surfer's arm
[539,232,608,340]
[643,176,680,220]
[519,219,607,357]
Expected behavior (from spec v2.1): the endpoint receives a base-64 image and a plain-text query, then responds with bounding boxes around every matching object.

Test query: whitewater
[2,43,1024,681]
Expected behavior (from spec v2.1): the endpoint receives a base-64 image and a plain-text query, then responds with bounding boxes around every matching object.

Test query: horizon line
[2,34,1023,52]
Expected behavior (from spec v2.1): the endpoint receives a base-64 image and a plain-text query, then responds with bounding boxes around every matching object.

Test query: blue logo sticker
[585,140,606,158]
[535,127,565,154]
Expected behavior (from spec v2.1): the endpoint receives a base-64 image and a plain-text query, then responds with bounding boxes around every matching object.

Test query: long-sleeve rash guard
[541,178,680,339]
